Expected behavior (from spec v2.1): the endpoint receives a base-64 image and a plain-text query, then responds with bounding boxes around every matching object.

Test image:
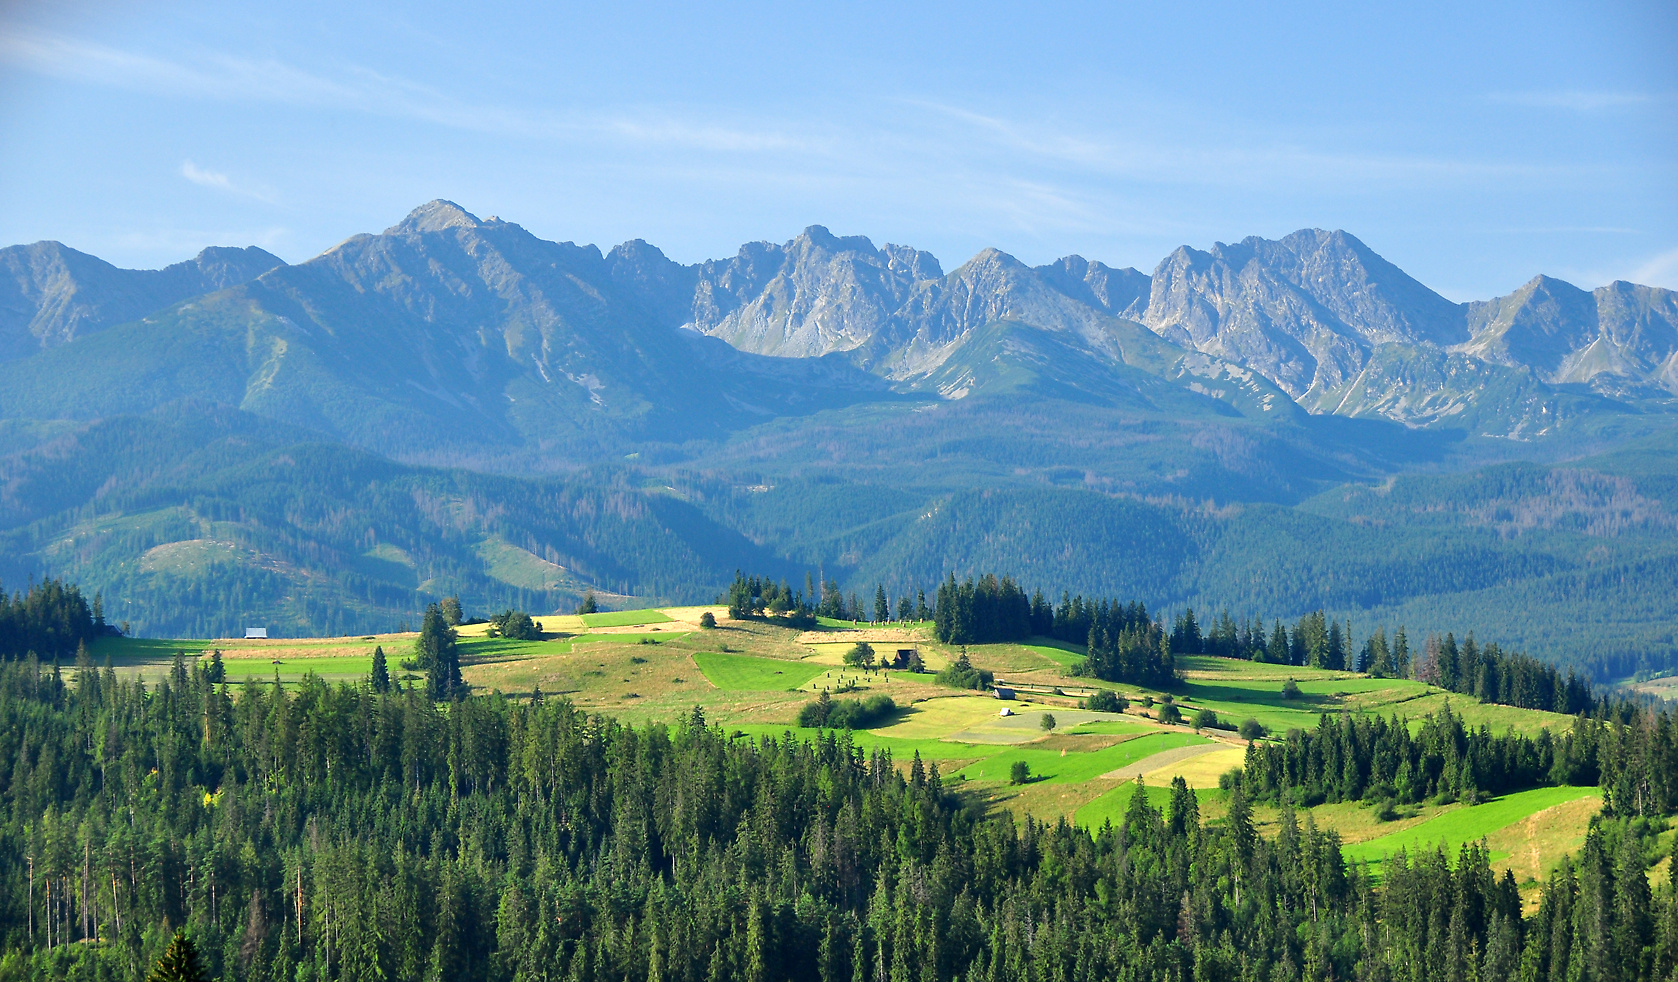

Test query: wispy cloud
[180,160,232,191]
[0,25,815,153]
[604,117,818,154]
[180,160,275,202]
[1487,90,1659,112]
[1629,247,1678,290]
[0,26,523,133]
[901,98,1599,191]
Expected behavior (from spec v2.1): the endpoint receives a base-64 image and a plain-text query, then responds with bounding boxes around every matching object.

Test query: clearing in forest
[1341,785,1603,868]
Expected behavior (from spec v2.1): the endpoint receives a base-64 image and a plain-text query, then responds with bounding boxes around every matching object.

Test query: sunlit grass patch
[1067,718,1156,735]
[1176,656,1359,680]
[1074,781,1199,829]
[219,655,374,682]
[574,632,688,647]
[1342,785,1601,868]
[951,731,1209,785]
[882,695,1028,739]
[1139,746,1246,788]
[1023,640,1085,669]
[582,609,674,628]
[694,651,829,691]
[728,724,1003,762]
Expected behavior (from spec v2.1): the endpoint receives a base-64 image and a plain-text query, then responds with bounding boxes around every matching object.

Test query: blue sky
[1,0,1674,299]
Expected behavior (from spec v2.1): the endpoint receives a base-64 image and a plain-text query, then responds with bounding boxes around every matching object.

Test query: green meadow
[693,651,830,691]
[728,724,1006,763]
[1076,782,1207,829]
[951,732,1211,785]
[1342,786,1603,867]
[95,610,1601,888]
[581,609,674,628]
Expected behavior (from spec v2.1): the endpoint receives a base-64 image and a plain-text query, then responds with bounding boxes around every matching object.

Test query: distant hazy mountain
[0,241,283,361]
[1,202,1676,669]
[1462,275,1678,399]
[2,203,1671,452]
[0,202,885,462]
[1143,229,1467,399]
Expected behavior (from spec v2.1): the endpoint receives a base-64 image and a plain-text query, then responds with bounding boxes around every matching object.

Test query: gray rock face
[0,241,284,360]
[1462,275,1600,375]
[683,227,1155,377]
[0,201,884,460]
[1461,276,1678,397]
[1141,229,1466,398]
[1035,256,1151,320]
[1,202,1673,450]
[685,226,928,361]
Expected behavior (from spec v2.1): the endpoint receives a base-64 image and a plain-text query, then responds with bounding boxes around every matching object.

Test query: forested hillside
[6,650,1678,982]
[0,408,789,637]
[1,402,1674,677]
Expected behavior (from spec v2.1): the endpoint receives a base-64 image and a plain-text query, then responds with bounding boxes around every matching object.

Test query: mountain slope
[4,208,1673,454]
[1462,276,1678,399]
[0,241,283,360]
[0,403,793,636]
[0,202,887,463]
[685,227,1161,379]
[1141,229,1466,399]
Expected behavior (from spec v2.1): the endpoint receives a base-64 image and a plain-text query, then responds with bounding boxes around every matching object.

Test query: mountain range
[3,200,1673,459]
[1,200,1674,677]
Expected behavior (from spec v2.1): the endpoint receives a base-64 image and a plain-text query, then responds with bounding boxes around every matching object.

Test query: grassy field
[951,731,1211,785]
[1023,641,1085,670]
[96,613,1601,880]
[1342,786,1602,867]
[727,724,1006,763]
[91,634,384,685]
[581,609,674,628]
[693,651,830,691]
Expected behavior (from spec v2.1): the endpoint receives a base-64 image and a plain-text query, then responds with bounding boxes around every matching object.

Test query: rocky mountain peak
[1141,228,1471,397]
[1037,255,1150,319]
[184,246,286,290]
[389,199,483,235]
[0,240,287,361]
[882,244,943,282]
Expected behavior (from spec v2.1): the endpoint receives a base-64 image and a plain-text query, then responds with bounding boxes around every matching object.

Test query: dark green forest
[3,580,1678,979]
[7,653,1678,981]
[2,404,1676,680]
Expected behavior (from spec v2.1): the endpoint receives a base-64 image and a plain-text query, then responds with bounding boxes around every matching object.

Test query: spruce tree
[1266,622,1289,664]
[370,645,390,693]
[417,603,461,700]
[146,930,208,982]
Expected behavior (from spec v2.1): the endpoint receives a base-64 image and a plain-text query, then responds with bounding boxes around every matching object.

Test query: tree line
[0,580,101,662]
[1234,696,1678,823]
[1174,605,1596,714]
[718,568,1599,702]
[11,653,1678,981]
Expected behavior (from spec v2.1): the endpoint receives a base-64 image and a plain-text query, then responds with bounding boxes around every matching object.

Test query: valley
[0,203,1673,684]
